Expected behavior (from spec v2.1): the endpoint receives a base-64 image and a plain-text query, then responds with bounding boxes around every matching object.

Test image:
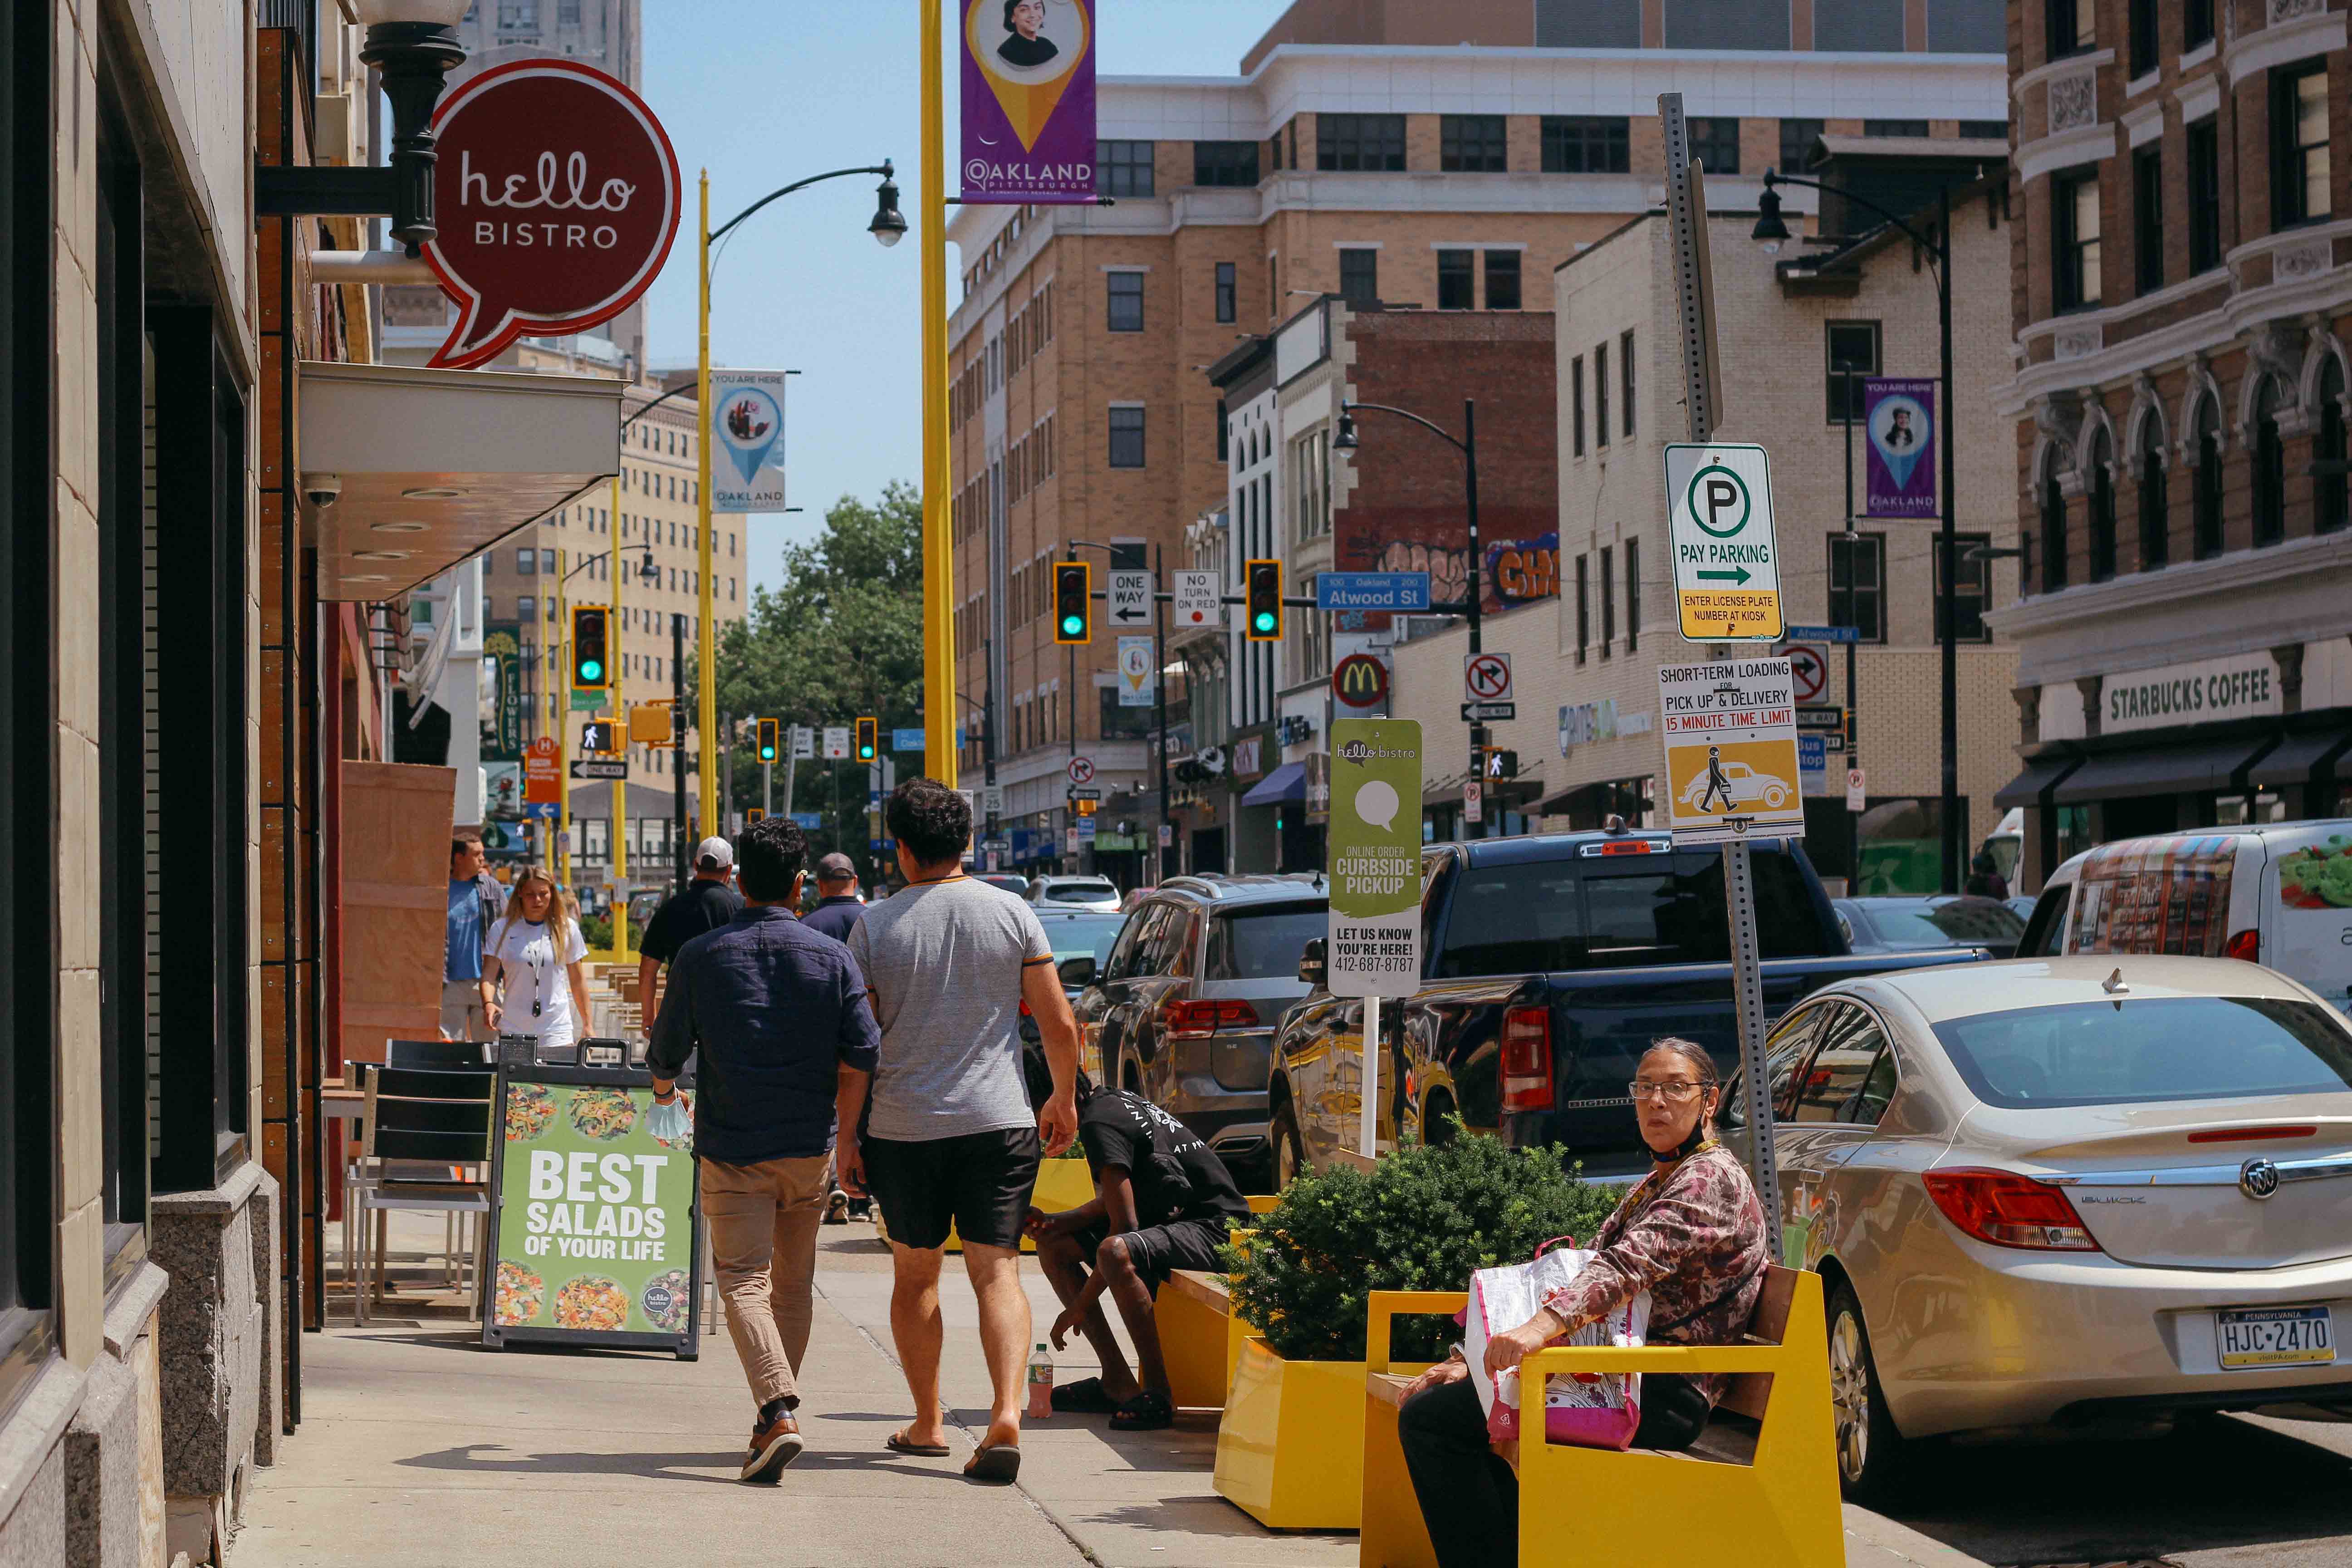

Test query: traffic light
[745,807,766,823]
[856,717,878,763]
[757,718,779,764]
[571,605,611,692]
[1053,560,1092,644]
[1245,559,1282,642]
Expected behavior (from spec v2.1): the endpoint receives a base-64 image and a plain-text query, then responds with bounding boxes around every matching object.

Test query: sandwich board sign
[1666,443,1784,642]
[1326,720,1422,999]
[1656,657,1806,845]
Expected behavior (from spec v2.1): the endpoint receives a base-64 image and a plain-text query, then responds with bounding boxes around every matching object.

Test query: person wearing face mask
[1393,1037,1767,1568]
[480,867,592,1052]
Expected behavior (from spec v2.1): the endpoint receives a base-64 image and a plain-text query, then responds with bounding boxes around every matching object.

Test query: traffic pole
[918,0,958,784]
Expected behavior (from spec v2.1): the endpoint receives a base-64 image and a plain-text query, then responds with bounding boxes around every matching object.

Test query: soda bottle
[1026,1342,1054,1420]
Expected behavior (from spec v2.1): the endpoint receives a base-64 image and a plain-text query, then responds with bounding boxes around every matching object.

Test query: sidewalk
[242,1217,1981,1568]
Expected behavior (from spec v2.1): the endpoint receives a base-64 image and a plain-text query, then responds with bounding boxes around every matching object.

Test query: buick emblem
[2239,1158,2282,1200]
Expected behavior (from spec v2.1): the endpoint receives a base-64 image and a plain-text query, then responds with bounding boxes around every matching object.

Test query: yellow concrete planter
[1213,1337,1367,1531]
[941,1156,1094,1253]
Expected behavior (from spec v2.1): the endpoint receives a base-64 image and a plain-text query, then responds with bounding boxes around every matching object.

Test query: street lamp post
[1754,172,1963,894]
[691,161,904,844]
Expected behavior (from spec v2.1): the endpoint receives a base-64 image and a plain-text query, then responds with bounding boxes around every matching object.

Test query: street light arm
[1344,401,1468,457]
[710,162,896,246]
[1762,169,1947,265]
[621,382,697,431]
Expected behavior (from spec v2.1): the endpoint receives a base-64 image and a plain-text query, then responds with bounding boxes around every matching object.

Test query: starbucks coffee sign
[2102,651,2281,735]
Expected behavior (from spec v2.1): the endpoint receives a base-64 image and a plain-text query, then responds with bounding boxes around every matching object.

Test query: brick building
[1988,0,2352,890]
[948,13,2008,876]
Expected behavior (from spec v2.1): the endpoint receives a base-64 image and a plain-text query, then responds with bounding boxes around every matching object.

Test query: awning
[1992,753,2082,809]
[299,360,624,602]
[2051,736,2280,804]
[2251,730,2352,789]
[1241,761,1306,807]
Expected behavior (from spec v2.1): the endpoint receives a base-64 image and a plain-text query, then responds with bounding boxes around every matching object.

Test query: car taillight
[1922,1167,2101,1251]
[1163,998,1262,1039]
[2226,929,2260,962]
[1500,1006,1553,1113]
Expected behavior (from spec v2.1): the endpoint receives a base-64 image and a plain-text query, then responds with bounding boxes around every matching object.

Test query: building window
[517,593,536,621]
[1625,538,1641,652]
[1960,119,2010,141]
[557,0,580,22]
[1543,116,1630,173]
[1688,117,1740,175]
[1097,140,1154,198]
[1595,341,1611,448]
[1620,330,1636,438]
[1571,355,1586,457]
[1440,114,1508,173]
[1779,118,1824,173]
[2253,380,2287,547]
[497,1,539,28]
[2318,358,2348,535]
[1215,261,1236,323]
[1486,250,1522,311]
[2187,120,2222,275]
[2087,431,2117,581]
[1864,120,1928,138]
[2132,145,2164,296]
[1267,254,1278,318]
[1108,406,1146,469]
[1194,141,1259,187]
[2136,420,2171,569]
[2053,169,2101,313]
[2039,458,2070,593]
[1437,249,1475,310]
[1318,113,1407,172]
[1599,546,1616,652]
[2272,62,2332,230]
[516,545,537,573]
[1574,554,1590,662]
[2126,0,2158,77]
[2184,0,2214,51]
[1268,131,1284,172]
[1936,533,1993,642]
[1339,248,1378,305]
[1828,532,1886,641]
[1106,270,1143,332]
[2046,0,2092,59]
[1294,430,1329,541]
[1825,320,1880,423]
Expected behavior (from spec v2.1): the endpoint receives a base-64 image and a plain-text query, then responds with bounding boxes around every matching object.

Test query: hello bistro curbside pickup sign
[422,60,682,370]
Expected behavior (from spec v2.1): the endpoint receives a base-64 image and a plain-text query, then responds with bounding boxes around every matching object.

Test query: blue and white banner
[709,369,789,512]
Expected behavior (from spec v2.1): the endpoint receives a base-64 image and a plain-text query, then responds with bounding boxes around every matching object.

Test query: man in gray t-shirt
[840,779,1079,1484]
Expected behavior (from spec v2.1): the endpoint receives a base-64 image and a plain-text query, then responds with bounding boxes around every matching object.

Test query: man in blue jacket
[649,816,880,1484]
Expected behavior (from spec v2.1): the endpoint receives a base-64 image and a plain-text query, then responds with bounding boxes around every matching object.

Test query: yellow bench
[1357,1266,1840,1568]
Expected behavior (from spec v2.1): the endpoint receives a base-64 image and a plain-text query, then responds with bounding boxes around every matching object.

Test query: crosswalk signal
[579,719,619,755]
[1245,559,1282,642]
[856,717,878,762]
[570,605,611,692]
[757,718,779,764]
[1053,560,1092,644]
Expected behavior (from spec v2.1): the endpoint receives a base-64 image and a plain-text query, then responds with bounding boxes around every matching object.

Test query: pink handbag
[1466,1235,1650,1450]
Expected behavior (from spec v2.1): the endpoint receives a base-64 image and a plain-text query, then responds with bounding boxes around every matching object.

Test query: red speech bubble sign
[422,61,680,370]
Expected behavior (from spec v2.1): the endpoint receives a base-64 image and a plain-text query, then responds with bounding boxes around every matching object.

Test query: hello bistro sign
[421,61,681,370]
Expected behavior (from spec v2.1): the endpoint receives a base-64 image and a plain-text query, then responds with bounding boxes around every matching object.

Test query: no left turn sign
[1462,652,1513,704]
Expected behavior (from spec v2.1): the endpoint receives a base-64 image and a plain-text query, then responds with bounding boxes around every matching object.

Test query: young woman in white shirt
[481,867,591,1049]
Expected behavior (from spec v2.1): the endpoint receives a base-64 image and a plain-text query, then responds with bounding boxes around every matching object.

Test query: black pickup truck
[1268,828,1987,1180]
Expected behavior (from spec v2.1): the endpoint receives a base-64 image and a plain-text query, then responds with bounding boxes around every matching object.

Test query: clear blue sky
[637,0,1293,595]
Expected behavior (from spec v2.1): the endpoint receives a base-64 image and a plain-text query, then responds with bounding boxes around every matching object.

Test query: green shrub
[577,911,640,952]
[1224,1132,1621,1363]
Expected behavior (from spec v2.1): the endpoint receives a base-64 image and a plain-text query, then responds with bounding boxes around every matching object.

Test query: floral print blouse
[1539,1143,1768,1407]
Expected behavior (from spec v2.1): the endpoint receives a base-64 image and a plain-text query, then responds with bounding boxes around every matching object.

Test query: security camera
[303,473,342,508]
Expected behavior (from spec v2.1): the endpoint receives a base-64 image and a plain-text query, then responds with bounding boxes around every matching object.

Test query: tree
[707,482,926,884]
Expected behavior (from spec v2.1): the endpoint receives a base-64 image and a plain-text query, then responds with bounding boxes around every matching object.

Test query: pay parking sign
[1666,443,1784,642]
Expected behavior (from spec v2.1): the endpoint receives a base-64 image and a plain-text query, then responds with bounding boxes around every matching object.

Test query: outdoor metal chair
[351,1064,496,1324]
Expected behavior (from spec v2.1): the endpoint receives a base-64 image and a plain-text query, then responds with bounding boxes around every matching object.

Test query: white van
[2017,820,2352,1009]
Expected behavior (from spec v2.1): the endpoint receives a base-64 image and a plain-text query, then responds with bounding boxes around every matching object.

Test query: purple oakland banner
[1863,377,1937,518]
[960,0,1097,205]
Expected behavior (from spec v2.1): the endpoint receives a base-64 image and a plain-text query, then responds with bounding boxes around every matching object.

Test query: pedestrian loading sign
[1666,442,1784,642]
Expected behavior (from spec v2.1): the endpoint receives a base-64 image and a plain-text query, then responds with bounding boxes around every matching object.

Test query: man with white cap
[638,835,748,1016]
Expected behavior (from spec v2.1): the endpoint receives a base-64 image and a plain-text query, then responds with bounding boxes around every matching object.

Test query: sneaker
[740,1410,804,1483]
[823,1189,850,1226]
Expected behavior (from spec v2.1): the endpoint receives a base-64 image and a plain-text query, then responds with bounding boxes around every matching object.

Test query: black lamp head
[357,2,469,255]
[870,164,907,248]
[1334,407,1359,452]
[1752,180,1793,254]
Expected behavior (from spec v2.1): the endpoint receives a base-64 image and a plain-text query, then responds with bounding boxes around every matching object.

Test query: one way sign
[1107,570,1153,627]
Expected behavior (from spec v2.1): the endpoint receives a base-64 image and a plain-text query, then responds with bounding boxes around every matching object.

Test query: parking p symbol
[1690,464,1751,539]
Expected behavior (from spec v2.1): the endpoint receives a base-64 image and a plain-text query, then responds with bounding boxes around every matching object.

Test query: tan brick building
[1989,0,2352,891]
[947,25,2008,875]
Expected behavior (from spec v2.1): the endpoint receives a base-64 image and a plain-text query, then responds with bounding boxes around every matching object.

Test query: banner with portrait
[708,369,789,513]
[961,0,1097,204]
[1862,377,1936,518]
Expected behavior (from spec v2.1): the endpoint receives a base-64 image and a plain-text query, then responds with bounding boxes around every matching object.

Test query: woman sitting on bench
[1396,1037,1768,1568]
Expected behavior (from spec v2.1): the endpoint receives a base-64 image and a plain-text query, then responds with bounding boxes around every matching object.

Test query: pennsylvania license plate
[2216,1305,2335,1369]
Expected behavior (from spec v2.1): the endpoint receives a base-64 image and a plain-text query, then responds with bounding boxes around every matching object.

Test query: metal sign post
[1661,90,1784,1261]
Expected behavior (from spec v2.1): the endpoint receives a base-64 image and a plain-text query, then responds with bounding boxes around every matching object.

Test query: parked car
[975,872,1029,897]
[1028,875,1122,912]
[1070,875,1327,1185]
[1836,895,2026,959]
[1119,886,1156,914]
[1720,956,2352,1500]
[1019,909,1129,1046]
[2017,820,2352,1011]
[1269,828,1989,1184]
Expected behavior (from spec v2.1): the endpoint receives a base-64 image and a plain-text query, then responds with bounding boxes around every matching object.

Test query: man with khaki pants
[647,817,881,1483]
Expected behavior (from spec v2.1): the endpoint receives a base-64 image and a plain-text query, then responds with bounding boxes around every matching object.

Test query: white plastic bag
[645,1093,691,1146]
[1465,1242,1650,1450]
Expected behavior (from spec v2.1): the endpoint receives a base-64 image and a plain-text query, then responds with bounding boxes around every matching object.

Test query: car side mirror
[1057,955,1098,989]
[1297,937,1327,988]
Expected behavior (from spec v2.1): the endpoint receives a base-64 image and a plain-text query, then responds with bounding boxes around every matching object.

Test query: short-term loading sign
[1665,442,1784,643]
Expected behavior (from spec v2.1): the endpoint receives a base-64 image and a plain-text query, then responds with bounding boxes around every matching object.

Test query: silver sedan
[1721,956,2352,1501]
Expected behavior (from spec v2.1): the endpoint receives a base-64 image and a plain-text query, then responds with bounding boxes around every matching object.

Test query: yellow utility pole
[920,0,957,786]
[555,547,569,886]
[695,170,719,837]
[610,470,631,965]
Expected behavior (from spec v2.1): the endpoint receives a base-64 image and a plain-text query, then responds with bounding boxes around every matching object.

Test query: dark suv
[1068,875,1326,1186]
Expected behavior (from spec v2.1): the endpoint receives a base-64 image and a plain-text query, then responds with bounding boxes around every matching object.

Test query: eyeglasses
[1627,1080,1707,1103]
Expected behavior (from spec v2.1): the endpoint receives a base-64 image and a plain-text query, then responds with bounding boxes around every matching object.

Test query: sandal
[1108,1390,1175,1431]
[1050,1377,1122,1414]
[884,1428,952,1458]
[964,1440,1022,1483]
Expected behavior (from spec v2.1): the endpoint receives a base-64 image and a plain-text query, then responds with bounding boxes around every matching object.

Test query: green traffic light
[578,658,603,682]
[1253,612,1276,633]
[1061,614,1084,636]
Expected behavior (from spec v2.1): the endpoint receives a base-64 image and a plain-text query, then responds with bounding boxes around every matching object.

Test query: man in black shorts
[1021,1052,1249,1431]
